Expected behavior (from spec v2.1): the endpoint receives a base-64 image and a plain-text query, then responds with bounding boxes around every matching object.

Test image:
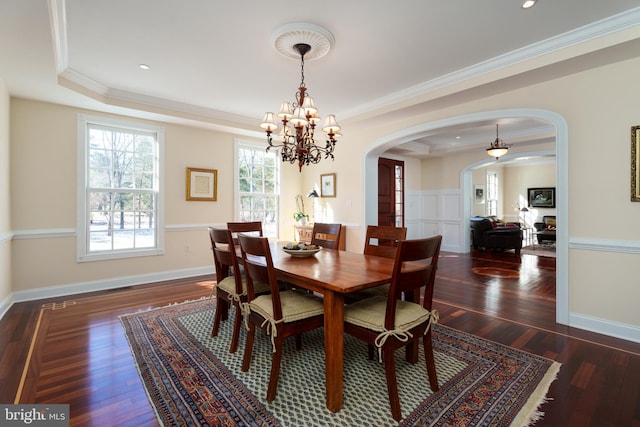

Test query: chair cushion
[250,290,324,323]
[348,283,390,300]
[216,276,270,296]
[344,295,431,332]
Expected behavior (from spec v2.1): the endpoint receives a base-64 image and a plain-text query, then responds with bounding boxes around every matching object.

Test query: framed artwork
[527,187,555,208]
[474,184,485,204]
[320,173,336,197]
[186,167,217,201]
[632,125,640,202]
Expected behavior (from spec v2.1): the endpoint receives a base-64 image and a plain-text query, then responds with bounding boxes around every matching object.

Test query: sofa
[533,215,556,244]
[470,216,523,255]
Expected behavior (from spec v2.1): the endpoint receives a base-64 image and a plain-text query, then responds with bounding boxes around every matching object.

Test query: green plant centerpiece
[293,194,309,224]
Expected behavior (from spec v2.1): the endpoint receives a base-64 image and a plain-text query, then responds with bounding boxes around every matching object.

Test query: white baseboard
[569,312,640,344]
[0,293,14,322]
[9,266,214,306]
[3,267,639,345]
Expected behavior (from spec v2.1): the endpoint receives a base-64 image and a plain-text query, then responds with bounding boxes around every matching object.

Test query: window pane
[237,143,279,238]
[82,118,161,258]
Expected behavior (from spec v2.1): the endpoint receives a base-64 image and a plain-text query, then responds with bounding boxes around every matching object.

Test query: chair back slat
[237,235,283,320]
[209,227,242,294]
[310,223,342,250]
[227,221,263,241]
[363,225,407,259]
[385,236,442,329]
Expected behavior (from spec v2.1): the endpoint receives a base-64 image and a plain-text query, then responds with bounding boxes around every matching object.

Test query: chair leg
[241,323,255,372]
[267,336,284,402]
[383,346,402,422]
[229,302,242,353]
[211,295,227,337]
[423,331,439,392]
[295,334,302,350]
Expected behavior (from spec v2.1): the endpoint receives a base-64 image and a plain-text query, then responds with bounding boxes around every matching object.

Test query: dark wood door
[378,157,404,227]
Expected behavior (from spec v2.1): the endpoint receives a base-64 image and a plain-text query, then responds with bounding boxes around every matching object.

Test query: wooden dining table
[268,242,397,413]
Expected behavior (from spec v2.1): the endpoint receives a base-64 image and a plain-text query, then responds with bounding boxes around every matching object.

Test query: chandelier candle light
[486,124,511,160]
[260,24,341,172]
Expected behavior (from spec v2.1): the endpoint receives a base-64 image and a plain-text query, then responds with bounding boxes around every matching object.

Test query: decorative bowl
[282,246,322,257]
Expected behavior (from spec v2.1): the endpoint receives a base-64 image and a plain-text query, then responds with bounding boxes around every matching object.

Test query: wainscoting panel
[421,193,439,219]
[406,189,464,252]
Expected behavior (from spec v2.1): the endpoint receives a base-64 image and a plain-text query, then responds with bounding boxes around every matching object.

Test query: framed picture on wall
[474,184,485,204]
[320,173,336,197]
[186,167,217,201]
[528,187,555,208]
[632,125,640,202]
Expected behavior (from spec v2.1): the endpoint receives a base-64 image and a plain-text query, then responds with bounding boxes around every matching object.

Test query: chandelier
[260,26,341,172]
[486,124,510,160]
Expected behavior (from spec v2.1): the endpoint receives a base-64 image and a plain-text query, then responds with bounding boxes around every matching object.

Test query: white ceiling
[2,1,640,159]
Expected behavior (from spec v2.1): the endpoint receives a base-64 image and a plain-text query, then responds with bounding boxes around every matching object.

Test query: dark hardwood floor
[1,250,639,426]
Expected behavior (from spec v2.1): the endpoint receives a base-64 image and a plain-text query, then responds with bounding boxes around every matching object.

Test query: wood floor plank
[1,252,639,426]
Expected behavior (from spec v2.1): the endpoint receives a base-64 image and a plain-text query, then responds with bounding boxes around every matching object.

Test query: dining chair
[227,221,263,241]
[209,227,269,353]
[310,222,342,250]
[345,225,407,304]
[237,234,325,402]
[343,235,443,421]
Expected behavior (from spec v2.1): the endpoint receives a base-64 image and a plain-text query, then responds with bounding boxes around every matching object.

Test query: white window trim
[485,169,498,217]
[234,138,280,238]
[76,114,165,262]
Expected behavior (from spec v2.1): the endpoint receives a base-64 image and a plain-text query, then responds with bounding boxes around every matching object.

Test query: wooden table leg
[323,291,344,412]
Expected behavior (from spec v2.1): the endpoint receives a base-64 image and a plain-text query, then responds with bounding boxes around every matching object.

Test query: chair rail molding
[569,237,640,254]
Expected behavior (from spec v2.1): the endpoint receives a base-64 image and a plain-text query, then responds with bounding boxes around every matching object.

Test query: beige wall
[503,163,557,226]
[9,100,301,292]
[5,52,640,337]
[333,56,640,331]
[0,78,10,306]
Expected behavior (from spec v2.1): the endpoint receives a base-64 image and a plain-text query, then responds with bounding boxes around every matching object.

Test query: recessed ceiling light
[456,136,461,139]
[521,0,536,9]
[139,64,151,70]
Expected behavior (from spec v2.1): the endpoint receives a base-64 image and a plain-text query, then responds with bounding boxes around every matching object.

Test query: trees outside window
[78,115,163,261]
[235,140,279,238]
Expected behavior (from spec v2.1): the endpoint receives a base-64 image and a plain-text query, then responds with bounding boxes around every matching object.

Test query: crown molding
[339,7,640,119]
[49,3,640,127]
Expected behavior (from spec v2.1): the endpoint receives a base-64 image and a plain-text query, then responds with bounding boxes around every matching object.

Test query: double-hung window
[235,139,279,238]
[77,114,164,261]
[486,170,498,217]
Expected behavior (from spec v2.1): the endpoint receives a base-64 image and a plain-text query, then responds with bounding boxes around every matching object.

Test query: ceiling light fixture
[139,64,151,70]
[260,24,341,172]
[521,0,537,9]
[486,124,511,160]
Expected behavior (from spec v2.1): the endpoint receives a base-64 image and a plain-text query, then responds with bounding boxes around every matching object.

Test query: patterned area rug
[121,298,560,426]
[521,242,556,258]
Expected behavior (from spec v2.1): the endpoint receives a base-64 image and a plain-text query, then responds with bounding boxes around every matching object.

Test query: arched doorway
[363,108,568,325]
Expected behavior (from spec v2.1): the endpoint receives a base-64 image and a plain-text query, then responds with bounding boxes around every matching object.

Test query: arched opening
[363,108,568,325]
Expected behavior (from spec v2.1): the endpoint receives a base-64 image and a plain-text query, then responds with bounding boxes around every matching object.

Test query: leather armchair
[470,217,522,255]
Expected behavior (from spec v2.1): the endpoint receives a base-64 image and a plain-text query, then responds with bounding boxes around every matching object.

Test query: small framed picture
[186,167,217,201]
[320,173,336,198]
[474,184,485,204]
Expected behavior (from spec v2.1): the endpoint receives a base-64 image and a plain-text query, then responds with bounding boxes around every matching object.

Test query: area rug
[121,298,560,426]
[521,242,556,258]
